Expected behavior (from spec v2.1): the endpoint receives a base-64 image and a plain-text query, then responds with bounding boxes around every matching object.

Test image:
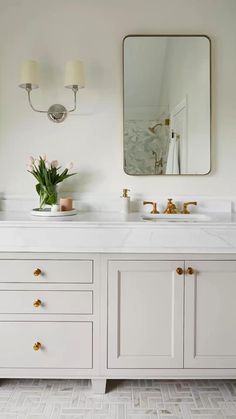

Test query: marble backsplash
[124,119,170,175]
[0,194,232,214]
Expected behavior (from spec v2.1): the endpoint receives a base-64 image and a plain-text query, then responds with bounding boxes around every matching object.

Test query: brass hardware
[33,299,42,308]
[33,268,42,277]
[181,201,197,214]
[164,198,178,214]
[33,342,41,351]
[148,118,170,134]
[186,267,194,275]
[122,188,130,198]
[176,267,184,275]
[152,152,163,175]
[143,201,159,214]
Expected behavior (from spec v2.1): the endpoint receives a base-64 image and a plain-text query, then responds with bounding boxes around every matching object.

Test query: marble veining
[0,378,236,418]
[124,119,169,175]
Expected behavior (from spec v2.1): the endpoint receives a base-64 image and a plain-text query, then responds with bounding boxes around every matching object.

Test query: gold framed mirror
[123,35,211,175]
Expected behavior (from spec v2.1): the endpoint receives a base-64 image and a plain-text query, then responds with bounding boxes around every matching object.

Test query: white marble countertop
[0,211,235,228]
[0,211,236,255]
[1,211,236,253]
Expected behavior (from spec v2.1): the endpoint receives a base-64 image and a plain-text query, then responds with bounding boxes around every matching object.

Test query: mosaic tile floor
[0,379,236,418]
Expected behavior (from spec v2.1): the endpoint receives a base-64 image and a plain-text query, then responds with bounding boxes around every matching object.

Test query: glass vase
[38,184,58,209]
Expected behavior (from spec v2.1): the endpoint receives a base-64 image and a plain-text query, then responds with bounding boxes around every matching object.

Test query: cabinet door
[107,260,184,369]
[185,261,236,368]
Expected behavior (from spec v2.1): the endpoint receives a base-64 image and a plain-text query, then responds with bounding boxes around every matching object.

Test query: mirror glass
[123,35,211,175]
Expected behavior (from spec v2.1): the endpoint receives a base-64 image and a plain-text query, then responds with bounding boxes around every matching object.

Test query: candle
[64,60,85,88]
[60,198,73,211]
[19,60,39,88]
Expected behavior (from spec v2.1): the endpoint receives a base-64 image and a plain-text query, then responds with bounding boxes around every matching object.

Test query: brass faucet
[181,201,197,214]
[143,201,159,214]
[164,198,178,214]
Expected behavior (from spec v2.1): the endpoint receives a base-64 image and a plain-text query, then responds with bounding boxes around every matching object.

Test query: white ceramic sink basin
[141,213,211,222]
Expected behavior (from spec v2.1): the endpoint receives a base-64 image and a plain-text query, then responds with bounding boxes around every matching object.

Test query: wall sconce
[19,60,85,123]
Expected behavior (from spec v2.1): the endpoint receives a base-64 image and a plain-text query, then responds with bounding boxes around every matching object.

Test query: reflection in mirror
[123,36,211,175]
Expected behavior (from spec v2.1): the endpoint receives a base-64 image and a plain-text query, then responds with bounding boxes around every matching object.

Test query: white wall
[0,0,235,198]
[124,36,167,114]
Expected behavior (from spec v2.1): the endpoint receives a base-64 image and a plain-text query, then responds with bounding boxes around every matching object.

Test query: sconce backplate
[47,104,67,123]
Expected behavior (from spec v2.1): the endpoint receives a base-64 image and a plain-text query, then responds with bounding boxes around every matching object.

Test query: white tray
[31,208,78,217]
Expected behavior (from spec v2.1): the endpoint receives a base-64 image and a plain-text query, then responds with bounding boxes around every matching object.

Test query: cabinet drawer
[0,260,93,283]
[0,290,93,314]
[0,322,92,368]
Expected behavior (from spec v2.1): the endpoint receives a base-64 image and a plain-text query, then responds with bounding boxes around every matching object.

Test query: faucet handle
[181,201,197,214]
[143,201,159,214]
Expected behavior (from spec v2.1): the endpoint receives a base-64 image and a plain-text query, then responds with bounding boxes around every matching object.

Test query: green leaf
[35,183,42,195]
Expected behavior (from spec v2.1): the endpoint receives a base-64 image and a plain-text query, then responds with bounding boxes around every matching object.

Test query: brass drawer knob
[33,299,42,308]
[186,267,194,275]
[33,268,42,277]
[176,267,184,275]
[33,342,41,351]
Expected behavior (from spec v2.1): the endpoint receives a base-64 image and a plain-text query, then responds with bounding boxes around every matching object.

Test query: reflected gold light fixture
[19,60,85,123]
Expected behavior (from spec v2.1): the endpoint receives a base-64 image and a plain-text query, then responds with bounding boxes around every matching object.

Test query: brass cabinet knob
[33,342,41,351]
[176,267,184,275]
[33,268,42,277]
[33,299,42,308]
[186,267,194,275]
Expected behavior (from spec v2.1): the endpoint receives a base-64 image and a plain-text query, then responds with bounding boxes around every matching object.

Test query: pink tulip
[26,164,33,172]
[66,162,73,171]
[45,161,51,170]
[28,156,34,165]
[42,154,47,161]
[51,160,58,168]
[34,159,40,169]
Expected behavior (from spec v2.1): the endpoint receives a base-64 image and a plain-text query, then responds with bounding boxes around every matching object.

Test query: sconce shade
[19,60,39,89]
[64,60,85,88]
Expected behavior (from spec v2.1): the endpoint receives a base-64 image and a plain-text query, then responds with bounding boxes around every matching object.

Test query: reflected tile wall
[124,120,170,175]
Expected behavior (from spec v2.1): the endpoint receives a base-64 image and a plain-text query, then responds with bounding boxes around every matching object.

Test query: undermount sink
[141,213,211,222]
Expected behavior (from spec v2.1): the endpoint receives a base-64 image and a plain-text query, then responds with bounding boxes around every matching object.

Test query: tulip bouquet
[27,155,76,209]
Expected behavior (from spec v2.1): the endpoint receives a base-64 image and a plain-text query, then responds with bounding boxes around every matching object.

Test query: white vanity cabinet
[0,254,100,382]
[185,260,236,368]
[2,250,236,390]
[105,257,236,375]
[107,260,184,368]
